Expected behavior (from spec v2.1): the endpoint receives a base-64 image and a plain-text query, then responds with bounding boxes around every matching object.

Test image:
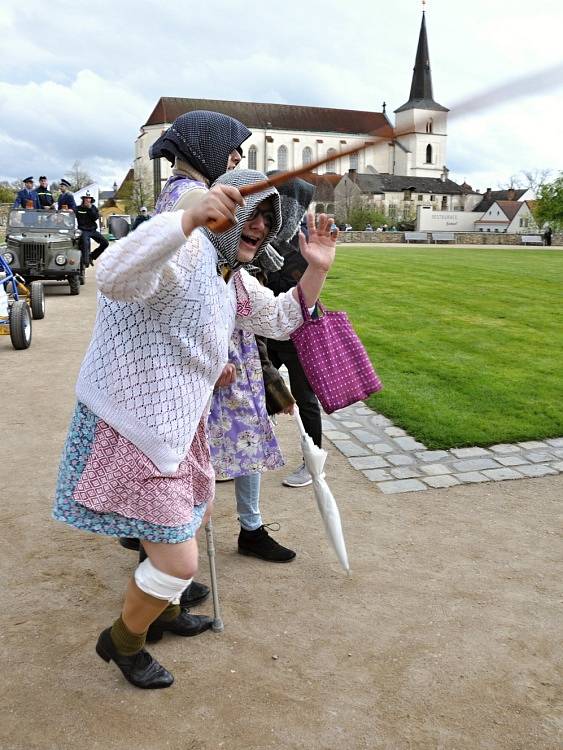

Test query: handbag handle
[296,283,325,321]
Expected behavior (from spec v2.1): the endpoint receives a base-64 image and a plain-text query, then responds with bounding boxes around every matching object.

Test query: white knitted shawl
[76,211,302,474]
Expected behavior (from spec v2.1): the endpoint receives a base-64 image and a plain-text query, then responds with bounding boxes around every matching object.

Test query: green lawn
[321,245,563,449]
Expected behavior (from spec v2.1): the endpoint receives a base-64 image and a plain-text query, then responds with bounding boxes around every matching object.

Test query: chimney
[507,188,516,201]
[348,169,357,183]
[485,188,492,199]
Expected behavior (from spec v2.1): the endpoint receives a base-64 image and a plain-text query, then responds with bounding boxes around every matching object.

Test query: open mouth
[240,233,261,250]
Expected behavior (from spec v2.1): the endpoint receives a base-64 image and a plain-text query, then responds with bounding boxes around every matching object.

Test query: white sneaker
[283,463,312,488]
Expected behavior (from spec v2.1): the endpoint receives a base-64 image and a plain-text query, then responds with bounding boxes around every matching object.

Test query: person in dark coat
[543,226,553,246]
[265,176,322,488]
[57,179,77,211]
[13,177,40,209]
[36,176,55,209]
[75,196,109,267]
[131,207,150,231]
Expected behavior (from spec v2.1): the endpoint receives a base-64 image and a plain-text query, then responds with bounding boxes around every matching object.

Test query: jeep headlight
[2,251,14,265]
[55,254,67,266]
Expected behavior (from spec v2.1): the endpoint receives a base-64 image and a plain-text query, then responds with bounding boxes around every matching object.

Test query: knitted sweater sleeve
[96,211,190,301]
[237,270,303,340]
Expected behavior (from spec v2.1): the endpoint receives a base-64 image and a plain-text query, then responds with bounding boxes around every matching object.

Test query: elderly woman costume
[52,164,337,689]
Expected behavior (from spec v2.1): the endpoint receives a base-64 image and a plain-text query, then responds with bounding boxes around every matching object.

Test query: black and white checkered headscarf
[150,110,251,183]
[203,169,282,271]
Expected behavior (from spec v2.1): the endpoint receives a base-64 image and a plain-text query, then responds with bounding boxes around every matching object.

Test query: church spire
[394,10,448,113]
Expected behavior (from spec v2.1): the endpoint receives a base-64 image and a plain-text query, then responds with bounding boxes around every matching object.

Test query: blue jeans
[235,473,262,531]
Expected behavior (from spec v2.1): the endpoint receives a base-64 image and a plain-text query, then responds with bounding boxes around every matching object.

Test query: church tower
[393,9,448,177]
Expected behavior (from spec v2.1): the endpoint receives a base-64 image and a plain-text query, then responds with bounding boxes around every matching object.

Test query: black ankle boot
[118,537,140,552]
[146,608,213,643]
[180,580,210,608]
[238,525,296,563]
[95,628,174,689]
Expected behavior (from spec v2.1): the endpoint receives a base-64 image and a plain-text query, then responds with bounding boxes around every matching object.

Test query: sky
[1,0,562,193]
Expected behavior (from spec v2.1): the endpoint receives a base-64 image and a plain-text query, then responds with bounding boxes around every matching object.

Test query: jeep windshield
[8,210,76,231]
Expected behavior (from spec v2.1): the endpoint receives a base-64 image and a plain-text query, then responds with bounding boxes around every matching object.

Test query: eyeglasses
[248,206,275,230]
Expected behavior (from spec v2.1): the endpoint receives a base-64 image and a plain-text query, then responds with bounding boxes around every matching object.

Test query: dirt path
[1,276,561,750]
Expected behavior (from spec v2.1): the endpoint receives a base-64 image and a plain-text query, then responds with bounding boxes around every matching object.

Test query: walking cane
[205,519,224,632]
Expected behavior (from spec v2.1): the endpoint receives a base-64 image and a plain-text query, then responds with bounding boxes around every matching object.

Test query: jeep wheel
[30,281,45,319]
[68,275,80,295]
[9,300,32,349]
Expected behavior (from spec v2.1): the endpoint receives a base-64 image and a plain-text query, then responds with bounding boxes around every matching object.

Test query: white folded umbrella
[293,408,350,574]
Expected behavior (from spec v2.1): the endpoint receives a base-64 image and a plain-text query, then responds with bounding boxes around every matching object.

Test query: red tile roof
[144,97,389,136]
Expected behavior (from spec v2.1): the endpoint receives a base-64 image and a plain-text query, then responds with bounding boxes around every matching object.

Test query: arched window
[248,145,257,170]
[302,146,313,165]
[277,145,288,171]
[315,203,325,214]
[425,144,433,164]
[349,152,358,170]
[426,119,433,133]
[326,148,337,172]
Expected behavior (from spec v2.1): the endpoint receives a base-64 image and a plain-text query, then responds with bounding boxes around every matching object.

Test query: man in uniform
[131,206,150,231]
[13,177,40,209]
[57,179,77,211]
[75,195,109,267]
[36,176,55,209]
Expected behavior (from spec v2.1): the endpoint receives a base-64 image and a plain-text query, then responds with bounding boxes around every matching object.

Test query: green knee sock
[157,603,181,622]
[110,616,147,656]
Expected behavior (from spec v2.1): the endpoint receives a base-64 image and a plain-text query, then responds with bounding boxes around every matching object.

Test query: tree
[497,169,551,195]
[533,172,563,230]
[347,204,387,230]
[65,160,93,190]
[0,181,16,203]
[519,168,551,195]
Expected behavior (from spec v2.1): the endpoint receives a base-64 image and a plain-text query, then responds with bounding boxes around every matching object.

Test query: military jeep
[1,210,83,295]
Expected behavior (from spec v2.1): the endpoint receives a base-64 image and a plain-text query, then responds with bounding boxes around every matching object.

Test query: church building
[134,11,474,211]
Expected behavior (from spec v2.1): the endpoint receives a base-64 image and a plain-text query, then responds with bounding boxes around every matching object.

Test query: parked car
[1,209,83,295]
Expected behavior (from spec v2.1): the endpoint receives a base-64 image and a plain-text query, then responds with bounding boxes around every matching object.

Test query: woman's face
[227,150,242,171]
[236,199,275,263]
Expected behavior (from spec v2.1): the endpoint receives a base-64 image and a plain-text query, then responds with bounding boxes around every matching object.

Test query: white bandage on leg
[134,558,193,602]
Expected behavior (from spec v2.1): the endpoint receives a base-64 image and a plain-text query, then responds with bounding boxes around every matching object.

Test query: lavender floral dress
[208,328,284,480]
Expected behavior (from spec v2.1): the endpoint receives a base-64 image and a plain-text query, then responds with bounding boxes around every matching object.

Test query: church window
[425,144,433,164]
[349,153,358,170]
[418,194,423,201]
[315,203,325,213]
[302,146,313,165]
[426,119,433,133]
[326,148,337,172]
[277,145,288,170]
[430,194,435,201]
[248,145,257,170]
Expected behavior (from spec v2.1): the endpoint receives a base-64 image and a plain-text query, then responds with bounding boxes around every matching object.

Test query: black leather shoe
[95,628,174,689]
[180,580,210,608]
[146,608,213,643]
[118,537,140,552]
[238,525,296,563]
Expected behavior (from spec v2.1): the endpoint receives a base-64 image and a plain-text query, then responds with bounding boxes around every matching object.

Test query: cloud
[1,0,562,190]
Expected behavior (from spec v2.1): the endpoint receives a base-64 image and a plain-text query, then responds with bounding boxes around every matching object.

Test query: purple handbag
[290,285,383,414]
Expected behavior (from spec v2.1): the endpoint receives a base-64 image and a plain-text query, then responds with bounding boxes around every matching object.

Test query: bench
[521,235,543,246]
[432,232,456,244]
[404,232,428,243]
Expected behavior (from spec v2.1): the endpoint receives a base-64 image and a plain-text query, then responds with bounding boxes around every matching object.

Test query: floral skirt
[52,402,214,543]
[208,328,284,480]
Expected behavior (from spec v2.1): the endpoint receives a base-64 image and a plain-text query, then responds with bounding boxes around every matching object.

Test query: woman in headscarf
[118,109,251,608]
[149,109,250,212]
[52,168,337,690]
[208,177,315,563]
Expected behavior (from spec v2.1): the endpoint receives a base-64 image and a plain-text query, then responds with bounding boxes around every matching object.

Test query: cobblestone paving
[322,404,563,494]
